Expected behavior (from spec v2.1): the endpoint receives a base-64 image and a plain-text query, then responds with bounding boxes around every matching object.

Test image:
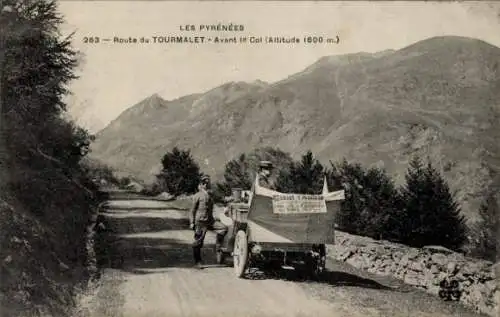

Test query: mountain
[90,36,500,222]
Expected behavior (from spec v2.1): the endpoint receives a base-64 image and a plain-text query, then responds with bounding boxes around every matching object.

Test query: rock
[339,250,353,261]
[395,270,406,280]
[384,265,396,275]
[346,257,364,269]
[492,262,500,276]
[404,271,422,286]
[410,260,425,272]
[430,264,439,274]
[348,245,358,254]
[433,272,448,285]
[400,254,410,267]
[408,248,420,259]
[468,288,483,305]
[427,285,440,295]
[485,280,497,294]
[423,270,436,285]
[454,273,466,282]
[423,245,454,255]
[431,253,447,267]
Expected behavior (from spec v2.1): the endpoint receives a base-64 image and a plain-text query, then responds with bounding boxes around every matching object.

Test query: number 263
[83,37,100,44]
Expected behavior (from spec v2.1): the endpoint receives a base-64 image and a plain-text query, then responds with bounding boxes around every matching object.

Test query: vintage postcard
[1,1,499,317]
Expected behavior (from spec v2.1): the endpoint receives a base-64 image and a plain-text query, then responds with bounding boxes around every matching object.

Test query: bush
[80,158,119,186]
[140,182,163,196]
[156,147,201,196]
[398,156,467,251]
[117,176,131,189]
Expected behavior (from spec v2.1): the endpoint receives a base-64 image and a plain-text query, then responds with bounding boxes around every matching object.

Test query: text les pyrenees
[180,24,244,32]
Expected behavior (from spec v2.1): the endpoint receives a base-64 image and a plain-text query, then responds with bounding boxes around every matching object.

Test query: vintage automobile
[217,176,345,279]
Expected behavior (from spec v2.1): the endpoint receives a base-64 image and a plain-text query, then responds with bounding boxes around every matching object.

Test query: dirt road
[75,193,486,317]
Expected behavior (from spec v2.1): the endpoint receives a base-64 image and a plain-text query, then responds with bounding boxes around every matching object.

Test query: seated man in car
[257,160,277,190]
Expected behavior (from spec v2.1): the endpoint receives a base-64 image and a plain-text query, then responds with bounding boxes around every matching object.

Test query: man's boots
[193,247,203,269]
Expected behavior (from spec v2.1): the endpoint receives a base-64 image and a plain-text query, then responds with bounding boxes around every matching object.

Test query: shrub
[140,182,163,196]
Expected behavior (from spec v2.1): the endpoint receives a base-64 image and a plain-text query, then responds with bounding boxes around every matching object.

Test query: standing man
[190,175,228,269]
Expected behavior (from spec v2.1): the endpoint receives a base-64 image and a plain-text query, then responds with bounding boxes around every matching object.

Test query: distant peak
[203,80,267,94]
[149,93,163,100]
[252,79,269,87]
[402,35,500,52]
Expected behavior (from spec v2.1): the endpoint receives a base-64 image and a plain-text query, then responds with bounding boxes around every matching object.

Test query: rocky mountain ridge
[90,35,500,222]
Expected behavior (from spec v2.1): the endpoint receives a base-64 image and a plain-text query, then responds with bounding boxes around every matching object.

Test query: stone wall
[327,231,499,317]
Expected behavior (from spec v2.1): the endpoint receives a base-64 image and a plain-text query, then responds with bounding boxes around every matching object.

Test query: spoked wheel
[233,230,248,278]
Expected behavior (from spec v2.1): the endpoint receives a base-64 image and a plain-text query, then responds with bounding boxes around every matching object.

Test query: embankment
[328,231,499,316]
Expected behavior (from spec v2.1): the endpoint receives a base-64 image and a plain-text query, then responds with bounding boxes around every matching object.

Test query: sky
[57,1,500,133]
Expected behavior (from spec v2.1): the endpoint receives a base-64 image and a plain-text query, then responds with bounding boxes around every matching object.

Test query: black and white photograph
[0,1,499,317]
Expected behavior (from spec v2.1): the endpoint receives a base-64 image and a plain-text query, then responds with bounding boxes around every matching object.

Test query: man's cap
[259,161,273,168]
[200,175,210,183]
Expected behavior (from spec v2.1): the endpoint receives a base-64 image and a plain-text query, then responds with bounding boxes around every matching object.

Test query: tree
[223,153,252,190]
[328,159,402,240]
[327,159,366,234]
[276,150,324,194]
[219,147,294,190]
[156,147,201,196]
[366,167,404,240]
[472,191,499,261]
[398,156,467,251]
[245,146,294,184]
[211,181,232,204]
[0,1,104,316]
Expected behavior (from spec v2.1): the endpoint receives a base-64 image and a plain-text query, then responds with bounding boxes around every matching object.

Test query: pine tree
[276,150,324,194]
[328,159,401,240]
[399,156,466,250]
[328,159,366,234]
[361,166,402,240]
[475,191,499,261]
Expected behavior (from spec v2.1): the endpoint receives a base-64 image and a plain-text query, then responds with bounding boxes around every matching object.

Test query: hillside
[90,35,500,222]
